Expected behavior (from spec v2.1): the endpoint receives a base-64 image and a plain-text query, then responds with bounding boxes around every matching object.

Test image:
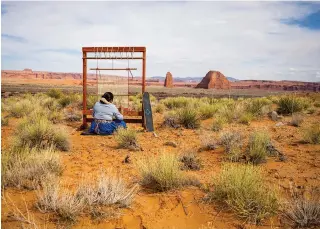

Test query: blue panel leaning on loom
[89,92,127,135]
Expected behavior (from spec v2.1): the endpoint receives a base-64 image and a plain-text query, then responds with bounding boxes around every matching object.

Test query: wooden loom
[81,46,147,129]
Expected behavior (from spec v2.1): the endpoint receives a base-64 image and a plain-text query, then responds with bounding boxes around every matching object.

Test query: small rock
[122,155,131,163]
[275,122,284,127]
[153,132,158,138]
[164,141,177,147]
[271,111,279,121]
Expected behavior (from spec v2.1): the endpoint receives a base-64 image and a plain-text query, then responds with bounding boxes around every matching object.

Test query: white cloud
[1,1,320,81]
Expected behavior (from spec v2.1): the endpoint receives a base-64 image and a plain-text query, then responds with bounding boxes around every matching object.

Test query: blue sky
[1,1,320,81]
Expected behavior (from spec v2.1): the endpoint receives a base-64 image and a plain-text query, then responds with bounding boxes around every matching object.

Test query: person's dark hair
[101,92,114,104]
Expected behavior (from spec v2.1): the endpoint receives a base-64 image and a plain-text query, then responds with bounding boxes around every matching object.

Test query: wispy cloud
[1,1,320,81]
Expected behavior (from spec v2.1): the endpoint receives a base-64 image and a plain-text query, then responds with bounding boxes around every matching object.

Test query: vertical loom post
[82,51,88,129]
[142,49,146,128]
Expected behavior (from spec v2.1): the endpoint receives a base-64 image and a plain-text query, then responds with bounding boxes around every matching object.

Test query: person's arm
[113,106,124,120]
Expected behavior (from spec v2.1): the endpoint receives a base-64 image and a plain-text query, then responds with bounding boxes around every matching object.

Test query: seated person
[89,92,127,135]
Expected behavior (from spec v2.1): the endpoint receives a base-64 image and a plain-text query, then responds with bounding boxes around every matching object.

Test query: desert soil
[1,106,320,229]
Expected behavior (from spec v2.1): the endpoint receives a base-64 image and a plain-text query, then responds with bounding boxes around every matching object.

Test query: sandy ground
[1,105,320,229]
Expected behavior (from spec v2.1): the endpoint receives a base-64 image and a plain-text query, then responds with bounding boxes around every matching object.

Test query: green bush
[208,163,278,224]
[277,96,311,115]
[46,89,63,99]
[177,106,200,129]
[248,131,271,164]
[199,104,219,120]
[245,98,272,117]
[162,97,189,109]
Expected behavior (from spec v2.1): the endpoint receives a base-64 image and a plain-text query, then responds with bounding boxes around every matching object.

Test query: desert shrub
[314,102,320,108]
[37,181,84,222]
[216,104,234,123]
[247,131,271,164]
[303,123,320,144]
[200,134,217,151]
[64,108,82,122]
[177,106,200,129]
[13,115,70,151]
[163,111,180,128]
[162,97,189,109]
[154,103,165,114]
[245,97,272,117]
[198,104,219,120]
[281,186,320,228]
[219,132,243,162]
[238,112,254,125]
[212,117,226,132]
[137,153,195,191]
[114,127,139,149]
[208,163,278,224]
[9,99,36,118]
[277,96,311,115]
[46,89,63,99]
[2,148,62,190]
[1,116,9,126]
[290,113,304,127]
[307,107,316,114]
[179,151,202,171]
[86,94,98,109]
[76,173,138,208]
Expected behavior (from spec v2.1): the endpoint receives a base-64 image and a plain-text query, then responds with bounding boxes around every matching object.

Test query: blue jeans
[89,119,127,135]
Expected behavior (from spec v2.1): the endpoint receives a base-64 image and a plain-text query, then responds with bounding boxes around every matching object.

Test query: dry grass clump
[37,173,137,222]
[281,185,320,228]
[179,151,202,171]
[219,132,243,162]
[46,88,63,99]
[2,115,9,126]
[154,103,166,114]
[177,106,200,129]
[64,108,82,122]
[1,147,62,190]
[238,112,254,125]
[137,153,197,191]
[163,111,180,128]
[200,134,217,151]
[114,127,139,149]
[291,113,304,127]
[76,173,138,208]
[36,180,84,222]
[247,131,271,164]
[303,123,320,144]
[277,96,311,115]
[212,117,226,132]
[13,115,70,151]
[207,163,279,224]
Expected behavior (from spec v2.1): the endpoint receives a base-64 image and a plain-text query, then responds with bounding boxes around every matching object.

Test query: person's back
[93,101,123,121]
[89,92,126,135]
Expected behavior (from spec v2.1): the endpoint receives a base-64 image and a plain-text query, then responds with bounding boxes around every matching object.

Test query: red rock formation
[196,71,230,89]
[164,72,173,88]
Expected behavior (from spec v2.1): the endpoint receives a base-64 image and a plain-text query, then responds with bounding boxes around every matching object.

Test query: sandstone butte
[196,70,231,89]
[164,72,174,88]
